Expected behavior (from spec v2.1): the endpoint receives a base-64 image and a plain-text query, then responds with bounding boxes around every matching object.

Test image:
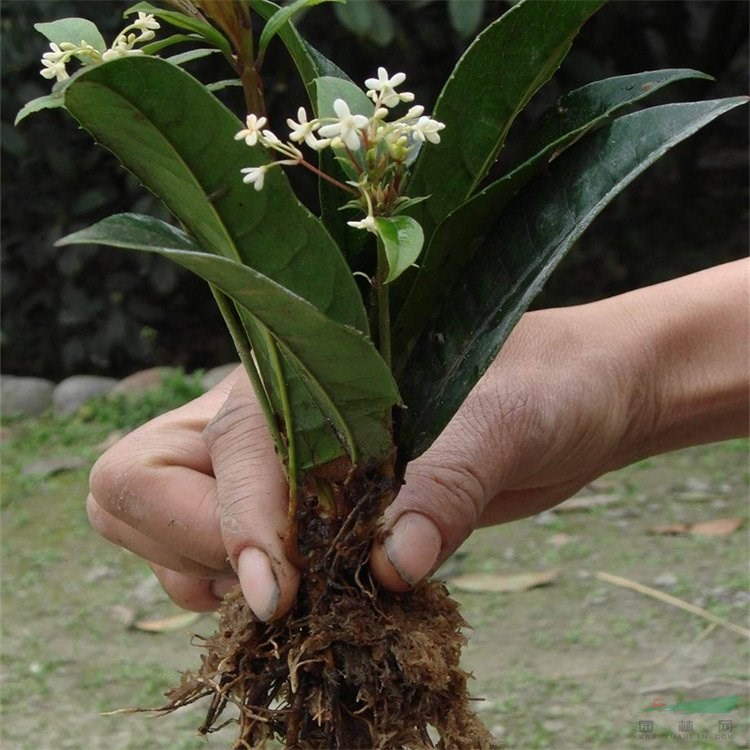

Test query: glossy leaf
[406,0,605,242]
[62,56,366,332]
[61,56,374,470]
[398,96,749,459]
[374,216,424,284]
[392,68,713,358]
[57,214,400,464]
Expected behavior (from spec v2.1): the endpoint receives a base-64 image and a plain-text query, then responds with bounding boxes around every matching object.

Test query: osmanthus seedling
[20,1,748,747]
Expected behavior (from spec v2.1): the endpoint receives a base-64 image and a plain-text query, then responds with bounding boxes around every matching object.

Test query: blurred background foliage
[2,0,747,379]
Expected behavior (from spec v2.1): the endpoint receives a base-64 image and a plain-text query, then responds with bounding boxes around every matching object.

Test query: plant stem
[210,286,284,457]
[375,236,392,371]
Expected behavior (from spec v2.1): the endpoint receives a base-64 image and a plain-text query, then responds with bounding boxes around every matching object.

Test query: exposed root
[158,469,496,749]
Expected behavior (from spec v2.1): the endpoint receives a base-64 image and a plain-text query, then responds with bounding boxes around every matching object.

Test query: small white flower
[286,106,323,150]
[365,67,414,108]
[241,165,269,191]
[411,116,445,144]
[40,44,70,81]
[40,57,69,81]
[400,104,425,121]
[234,114,268,147]
[133,12,160,33]
[347,214,377,233]
[318,99,369,151]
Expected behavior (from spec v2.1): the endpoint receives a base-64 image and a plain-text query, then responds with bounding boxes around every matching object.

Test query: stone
[110,366,177,396]
[653,573,678,589]
[53,375,118,417]
[202,362,240,390]
[0,375,55,417]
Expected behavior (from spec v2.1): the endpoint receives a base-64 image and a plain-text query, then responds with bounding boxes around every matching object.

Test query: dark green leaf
[406,0,605,241]
[374,216,424,284]
[35,18,106,52]
[398,96,749,459]
[392,68,713,358]
[58,214,400,464]
[61,56,371,470]
[62,56,366,332]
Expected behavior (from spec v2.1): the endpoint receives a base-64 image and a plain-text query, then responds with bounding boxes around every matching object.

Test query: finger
[149,562,239,613]
[87,494,226,577]
[372,378,533,591]
[204,378,300,622]
[88,380,240,571]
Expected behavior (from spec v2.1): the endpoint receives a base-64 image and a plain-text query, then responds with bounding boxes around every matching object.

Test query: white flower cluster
[235,68,444,232]
[40,13,160,83]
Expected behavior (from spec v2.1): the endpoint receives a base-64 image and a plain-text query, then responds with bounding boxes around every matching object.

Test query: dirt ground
[2,420,748,750]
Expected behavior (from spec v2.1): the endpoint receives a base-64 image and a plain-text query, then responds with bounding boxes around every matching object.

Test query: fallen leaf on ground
[134,611,203,633]
[648,517,743,537]
[648,523,690,535]
[690,517,744,537]
[449,567,562,594]
[554,494,621,512]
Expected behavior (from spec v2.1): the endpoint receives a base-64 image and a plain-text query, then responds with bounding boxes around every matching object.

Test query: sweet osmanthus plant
[19,0,748,747]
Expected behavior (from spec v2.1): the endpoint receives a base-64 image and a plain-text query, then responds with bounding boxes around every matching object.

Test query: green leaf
[165,47,221,66]
[374,216,424,284]
[398,96,749,459]
[57,214,400,464]
[34,18,107,53]
[124,1,232,57]
[334,1,396,47]
[392,68,714,358]
[406,0,605,241]
[448,0,485,39]
[15,92,65,126]
[256,0,344,63]
[62,56,365,333]
[61,55,371,470]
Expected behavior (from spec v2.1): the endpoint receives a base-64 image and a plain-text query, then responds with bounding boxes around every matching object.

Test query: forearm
[582,259,749,466]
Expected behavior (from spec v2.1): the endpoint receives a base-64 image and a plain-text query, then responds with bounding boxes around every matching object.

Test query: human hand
[88,260,748,618]
[88,307,627,618]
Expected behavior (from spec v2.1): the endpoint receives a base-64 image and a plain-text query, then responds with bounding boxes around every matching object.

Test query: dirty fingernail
[237,548,280,622]
[385,512,442,587]
[210,576,239,601]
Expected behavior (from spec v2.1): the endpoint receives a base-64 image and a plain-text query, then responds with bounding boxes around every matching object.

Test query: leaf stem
[375,235,391,371]
[210,286,284,456]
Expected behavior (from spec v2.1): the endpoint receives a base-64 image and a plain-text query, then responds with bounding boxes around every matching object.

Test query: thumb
[371,402,500,592]
[203,377,300,621]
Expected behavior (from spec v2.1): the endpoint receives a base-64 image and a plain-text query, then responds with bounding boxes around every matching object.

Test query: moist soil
[2,430,748,750]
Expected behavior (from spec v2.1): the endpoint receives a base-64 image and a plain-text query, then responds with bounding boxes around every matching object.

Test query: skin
[88,259,749,621]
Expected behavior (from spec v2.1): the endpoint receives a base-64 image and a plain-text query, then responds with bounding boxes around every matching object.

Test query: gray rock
[110,366,177,396]
[53,375,118,417]
[202,362,240,390]
[0,375,55,417]
[654,573,678,589]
